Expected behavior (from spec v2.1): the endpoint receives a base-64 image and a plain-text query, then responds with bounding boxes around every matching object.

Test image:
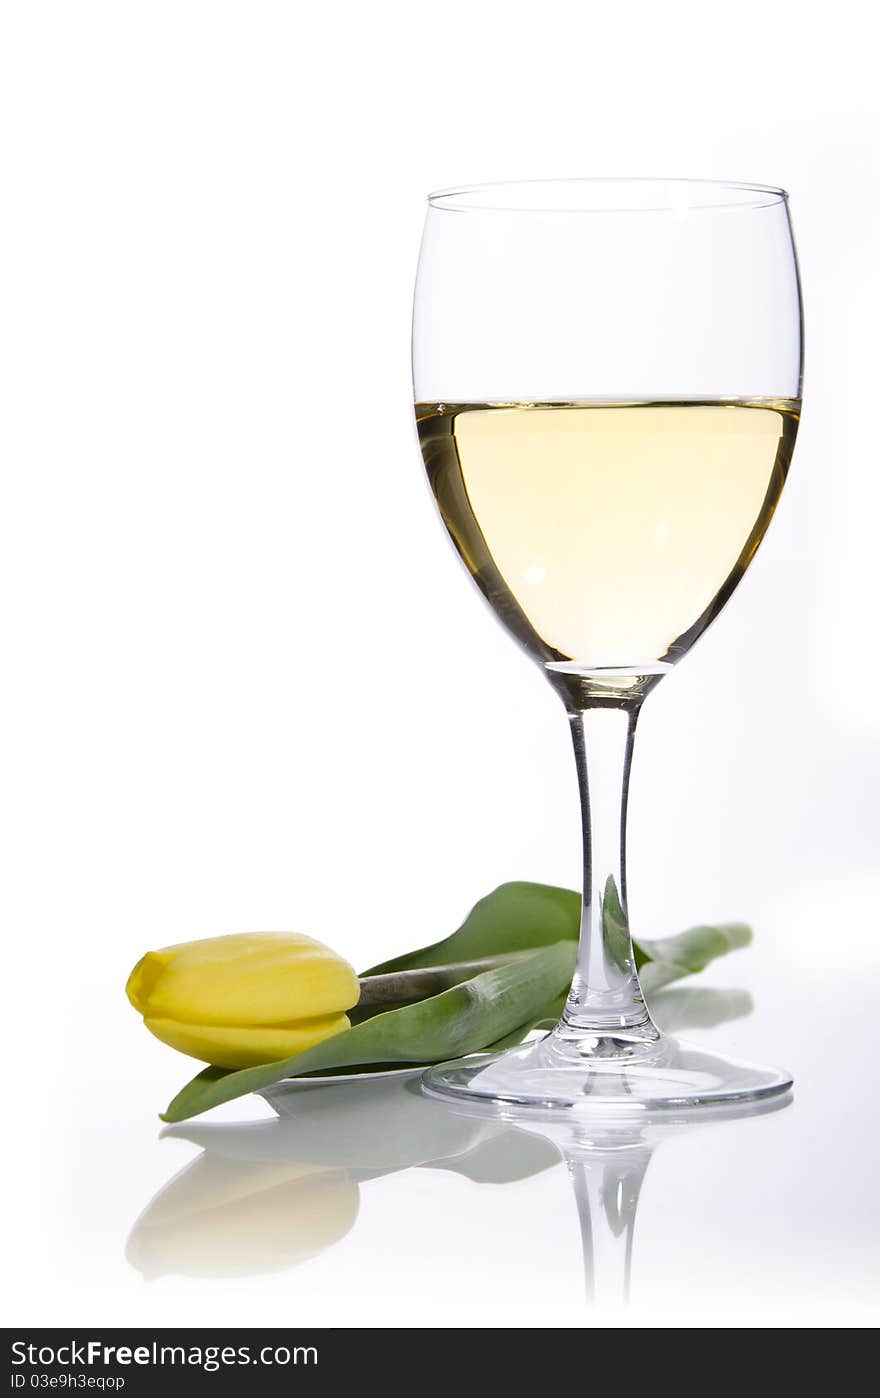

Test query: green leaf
[363,881,750,995]
[361,881,581,975]
[636,923,752,992]
[161,940,576,1123]
[485,993,568,1050]
[601,876,632,970]
[157,883,753,1123]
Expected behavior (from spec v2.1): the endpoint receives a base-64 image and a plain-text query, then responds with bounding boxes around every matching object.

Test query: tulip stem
[357,954,530,1008]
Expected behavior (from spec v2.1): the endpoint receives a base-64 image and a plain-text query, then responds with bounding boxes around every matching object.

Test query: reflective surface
[9,968,879,1327]
[131,1066,791,1311]
[112,977,880,1325]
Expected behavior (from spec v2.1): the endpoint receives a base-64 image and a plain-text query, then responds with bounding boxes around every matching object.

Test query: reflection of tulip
[126,933,359,1068]
[127,1077,568,1285]
[126,1153,358,1279]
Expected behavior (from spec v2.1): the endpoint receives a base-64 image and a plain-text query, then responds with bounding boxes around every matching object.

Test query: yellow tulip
[126,932,359,1068]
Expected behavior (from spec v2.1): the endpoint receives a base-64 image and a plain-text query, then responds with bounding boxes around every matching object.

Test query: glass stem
[569,1142,653,1306]
[558,701,659,1045]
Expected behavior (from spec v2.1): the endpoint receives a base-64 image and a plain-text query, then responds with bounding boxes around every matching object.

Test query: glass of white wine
[413,178,802,1111]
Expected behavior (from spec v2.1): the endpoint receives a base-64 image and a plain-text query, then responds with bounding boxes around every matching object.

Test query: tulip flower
[126,932,360,1069]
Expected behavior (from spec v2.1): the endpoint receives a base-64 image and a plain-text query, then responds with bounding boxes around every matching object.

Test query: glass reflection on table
[128,985,777,1304]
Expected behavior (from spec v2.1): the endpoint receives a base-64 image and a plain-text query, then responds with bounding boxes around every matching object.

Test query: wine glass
[412,178,802,1111]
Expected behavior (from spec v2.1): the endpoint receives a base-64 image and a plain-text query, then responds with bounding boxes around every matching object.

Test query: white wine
[416,400,798,679]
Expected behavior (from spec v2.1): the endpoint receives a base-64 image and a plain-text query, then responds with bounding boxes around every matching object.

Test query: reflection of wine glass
[435,1088,792,1308]
[413,178,802,1110]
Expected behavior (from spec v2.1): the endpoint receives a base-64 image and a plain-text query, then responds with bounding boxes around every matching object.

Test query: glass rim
[426,177,789,214]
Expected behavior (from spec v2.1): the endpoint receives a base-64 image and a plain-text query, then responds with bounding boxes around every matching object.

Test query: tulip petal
[126,949,177,1014]
[143,1012,352,1069]
[132,933,358,1027]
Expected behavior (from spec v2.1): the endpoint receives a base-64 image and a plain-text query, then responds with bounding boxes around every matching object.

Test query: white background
[2,0,878,1329]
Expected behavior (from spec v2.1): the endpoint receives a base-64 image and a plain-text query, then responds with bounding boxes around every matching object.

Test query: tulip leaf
[601,876,632,971]
[362,881,750,995]
[478,916,752,1050]
[156,881,753,1123]
[361,881,581,975]
[636,923,752,992]
[161,940,577,1123]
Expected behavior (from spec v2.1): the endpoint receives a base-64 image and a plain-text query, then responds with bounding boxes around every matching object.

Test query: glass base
[421,1030,792,1114]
